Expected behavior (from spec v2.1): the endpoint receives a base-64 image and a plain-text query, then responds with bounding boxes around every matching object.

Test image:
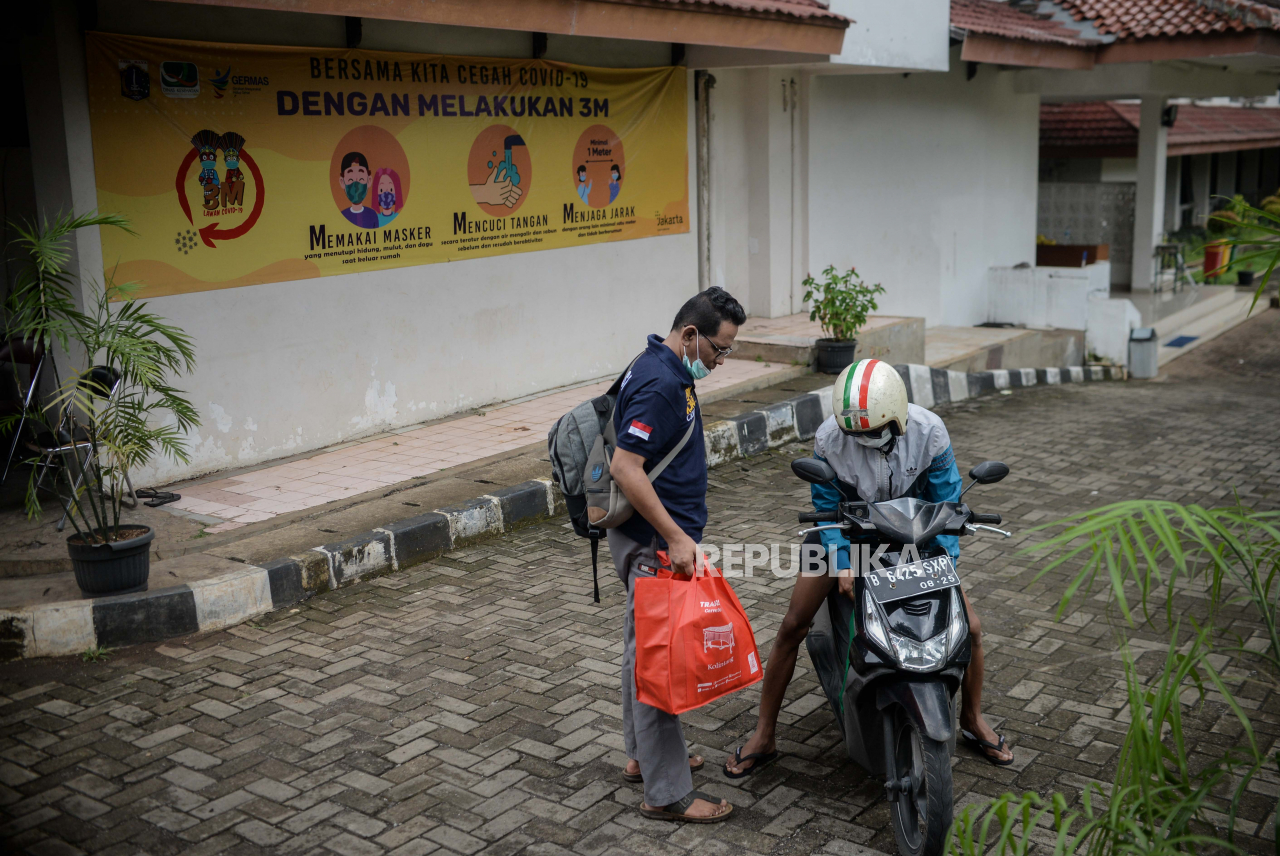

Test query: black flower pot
[1238,270,1255,286]
[814,338,858,374]
[67,526,154,596]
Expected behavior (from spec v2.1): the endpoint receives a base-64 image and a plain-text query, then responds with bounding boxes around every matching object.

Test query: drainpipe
[696,70,715,291]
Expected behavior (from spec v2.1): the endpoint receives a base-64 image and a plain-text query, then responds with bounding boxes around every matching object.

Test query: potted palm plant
[801,265,885,374]
[3,213,198,595]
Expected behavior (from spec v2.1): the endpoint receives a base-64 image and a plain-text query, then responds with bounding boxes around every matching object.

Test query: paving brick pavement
[2,312,1278,855]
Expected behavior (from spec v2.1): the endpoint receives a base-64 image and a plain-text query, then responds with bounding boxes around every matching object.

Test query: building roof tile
[1051,0,1275,40]
[951,0,1097,45]
[616,0,848,26]
[1042,100,1280,154]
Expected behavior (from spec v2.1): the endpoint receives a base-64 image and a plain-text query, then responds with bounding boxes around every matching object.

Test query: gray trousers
[607,527,693,808]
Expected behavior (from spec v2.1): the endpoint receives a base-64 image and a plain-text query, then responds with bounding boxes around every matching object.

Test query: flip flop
[722,745,779,779]
[622,753,703,784]
[639,789,733,823]
[961,729,1015,767]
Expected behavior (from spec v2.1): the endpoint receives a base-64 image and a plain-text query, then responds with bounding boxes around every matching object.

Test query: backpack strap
[645,417,697,483]
[591,536,600,604]
[606,353,644,397]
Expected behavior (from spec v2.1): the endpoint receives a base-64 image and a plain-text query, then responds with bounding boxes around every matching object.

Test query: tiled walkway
[168,359,788,533]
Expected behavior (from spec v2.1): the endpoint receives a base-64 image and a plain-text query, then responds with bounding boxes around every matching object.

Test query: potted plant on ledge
[802,265,885,374]
[5,213,198,595]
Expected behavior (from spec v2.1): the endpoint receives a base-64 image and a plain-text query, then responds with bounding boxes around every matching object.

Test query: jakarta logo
[176,129,265,248]
[118,60,149,101]
[591,463,604,482]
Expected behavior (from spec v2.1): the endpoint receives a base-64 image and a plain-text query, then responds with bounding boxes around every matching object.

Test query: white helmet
[831,359,908,442]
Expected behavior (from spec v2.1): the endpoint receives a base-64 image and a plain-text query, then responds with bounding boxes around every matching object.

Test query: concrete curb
[2,363,1123,658]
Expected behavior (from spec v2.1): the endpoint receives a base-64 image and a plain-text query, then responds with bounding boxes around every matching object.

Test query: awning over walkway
[1042,100,1280,157]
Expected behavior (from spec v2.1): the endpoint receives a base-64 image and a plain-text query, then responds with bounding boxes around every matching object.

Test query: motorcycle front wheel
[889,713,953,856]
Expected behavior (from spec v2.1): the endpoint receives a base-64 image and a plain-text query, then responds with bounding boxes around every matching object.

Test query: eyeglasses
[707,340,734,359]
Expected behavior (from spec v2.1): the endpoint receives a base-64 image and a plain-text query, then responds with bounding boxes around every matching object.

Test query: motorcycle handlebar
[971,512,1003,525]
[798,511,840,523]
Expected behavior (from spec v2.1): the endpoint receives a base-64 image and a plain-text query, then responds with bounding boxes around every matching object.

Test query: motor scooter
[791,457,1012,856]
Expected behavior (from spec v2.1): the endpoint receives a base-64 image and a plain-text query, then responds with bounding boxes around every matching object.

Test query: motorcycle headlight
[889,630,949,672]
[863,593,891,654]
[946,587,967,656]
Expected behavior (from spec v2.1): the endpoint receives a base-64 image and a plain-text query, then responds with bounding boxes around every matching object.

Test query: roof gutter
[149,0,850,54]
[960,32,1095,70]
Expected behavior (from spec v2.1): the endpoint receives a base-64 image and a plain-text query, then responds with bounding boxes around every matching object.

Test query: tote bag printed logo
[634,555,763,715]
[702,624,734,653]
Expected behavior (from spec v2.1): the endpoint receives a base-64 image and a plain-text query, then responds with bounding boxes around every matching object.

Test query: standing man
[609,287,745,822]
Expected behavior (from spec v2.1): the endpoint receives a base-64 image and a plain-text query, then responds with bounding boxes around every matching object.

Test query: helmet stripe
[840,360,860,431]
[857,359,880,429]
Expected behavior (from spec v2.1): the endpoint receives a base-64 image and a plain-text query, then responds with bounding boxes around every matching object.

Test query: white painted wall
[826,0,950,72]
[47,1,697,484]
[807,52,1040,327]
[988,262,1110,330]
[1086,297,1142,366]
[1101,158,1138,183]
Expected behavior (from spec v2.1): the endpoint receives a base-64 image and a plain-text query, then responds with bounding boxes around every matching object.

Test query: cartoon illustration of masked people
[192,129,221,211]
[575,164,591,205]
[372,167,404,227]
[219,132,246,208]
[608,163,622,204]
[339,151,379,229]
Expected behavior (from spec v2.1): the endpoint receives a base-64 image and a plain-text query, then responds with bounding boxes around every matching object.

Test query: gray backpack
[547,356,696,602]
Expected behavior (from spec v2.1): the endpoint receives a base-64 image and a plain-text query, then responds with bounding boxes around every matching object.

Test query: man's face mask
[682,330,710,381]
[846,425,893,449]
[345,180,367,204]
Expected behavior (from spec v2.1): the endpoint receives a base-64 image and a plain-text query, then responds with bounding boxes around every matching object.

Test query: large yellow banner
[85,33,689,298]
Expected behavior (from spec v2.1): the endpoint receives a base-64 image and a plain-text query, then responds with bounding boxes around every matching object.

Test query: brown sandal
[639,789,732,823]
[622,753,704,783]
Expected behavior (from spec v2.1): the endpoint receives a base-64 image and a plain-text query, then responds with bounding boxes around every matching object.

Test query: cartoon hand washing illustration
[470,134,526,209]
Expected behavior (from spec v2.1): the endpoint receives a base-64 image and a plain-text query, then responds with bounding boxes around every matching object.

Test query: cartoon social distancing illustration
[609,164,622,204]
[571,125,625,209]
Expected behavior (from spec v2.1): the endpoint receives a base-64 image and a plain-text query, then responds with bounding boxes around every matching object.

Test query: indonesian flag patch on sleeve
[627,420,652,441]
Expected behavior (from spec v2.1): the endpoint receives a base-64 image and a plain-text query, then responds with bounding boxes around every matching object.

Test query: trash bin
[1129,327,1158,379]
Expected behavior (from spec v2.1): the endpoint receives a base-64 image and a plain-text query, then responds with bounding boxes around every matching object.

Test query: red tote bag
[633,552,763,715]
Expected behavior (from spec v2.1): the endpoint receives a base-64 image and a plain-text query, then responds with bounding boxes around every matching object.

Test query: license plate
[864,556,960,604]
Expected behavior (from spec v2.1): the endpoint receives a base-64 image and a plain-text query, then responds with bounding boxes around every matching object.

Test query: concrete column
[1215,151,1237,198]
[1239,148,1260,201]
[1131,95,1168,290]
[743,67,799,319]
[1163,155,1181,233]
[21,0,103,292]
[1190,154,1212,226]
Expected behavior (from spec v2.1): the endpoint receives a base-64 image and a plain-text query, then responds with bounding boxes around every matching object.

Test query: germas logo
[208,67,230,98]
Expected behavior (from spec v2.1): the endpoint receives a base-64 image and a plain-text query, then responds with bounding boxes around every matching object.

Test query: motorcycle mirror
[967,461,1010,484]
[791,457,838,485]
